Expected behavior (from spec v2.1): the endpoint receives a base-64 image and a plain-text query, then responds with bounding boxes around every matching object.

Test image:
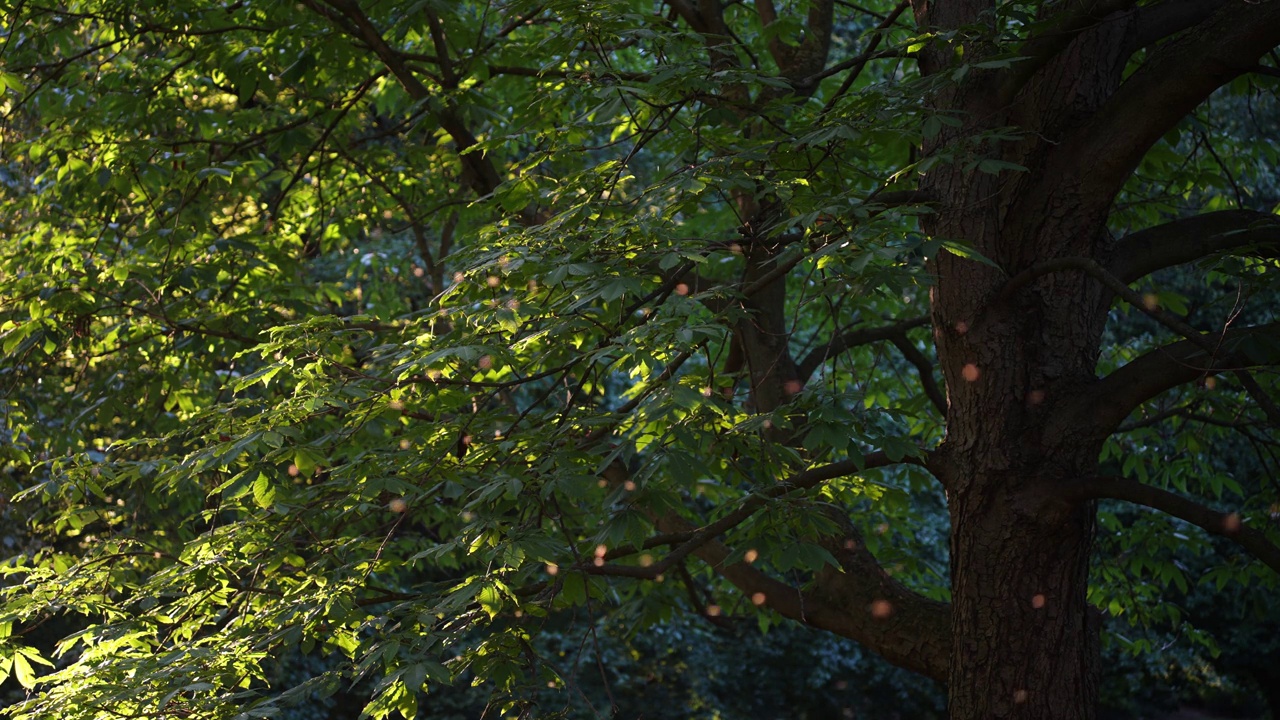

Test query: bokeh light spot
[962,363,980,382]
[1223,513,1241,534]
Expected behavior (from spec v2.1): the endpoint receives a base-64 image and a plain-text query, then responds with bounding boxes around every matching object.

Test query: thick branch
[668,0,711,35]
[1051,1,1280,208]
[1062,476,1280,576]
[999,0,1139,104]
[585,450,947,679]
[1073,322,1280,435]
[652,508,950,682]
[1110,210,1280,284]
[998,256,1224,359]
[1127,0,1221,52]
[1232,369,1280,428]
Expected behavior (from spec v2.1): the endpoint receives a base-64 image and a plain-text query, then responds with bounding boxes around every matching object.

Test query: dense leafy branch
[584,449,949,679]
[2,0,1277,717]
[299,0,503,195]
[653,503,951,682]
[591,452,924,578]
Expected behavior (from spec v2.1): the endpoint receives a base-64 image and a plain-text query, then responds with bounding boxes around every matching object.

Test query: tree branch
[1115,400,1199,432]
[798,316,929,381]
[815,0,913,113]
[1050,1,1280,209]
[583,449,948,680]
[1072,322,1280,435]
[996,256,1211,357]
[1110,210,1280,284]
[651,507,950,682]
[587,451,923,580]
[668,0,711,35]
[1231,368,1280,428]
[889,332,948,415]
[1061,476,1280,576]
[1251,63,1280,80]
[758,0,835,89]
[999,0,1140,105]
[1127,0,1221,53]
[304,0,504,196]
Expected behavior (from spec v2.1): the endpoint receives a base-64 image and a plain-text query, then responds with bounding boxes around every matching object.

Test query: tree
[1,1,1279,719]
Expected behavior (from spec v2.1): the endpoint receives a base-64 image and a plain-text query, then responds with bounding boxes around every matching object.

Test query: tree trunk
[925,158,1116,718]
[911,8,1144,714]
[930,221,1111,718]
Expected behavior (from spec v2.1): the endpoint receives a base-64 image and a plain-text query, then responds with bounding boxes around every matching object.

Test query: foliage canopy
[2,0,1280,718]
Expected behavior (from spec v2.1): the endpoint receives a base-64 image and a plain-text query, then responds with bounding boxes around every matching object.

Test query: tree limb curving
[1110,210,1280,284]
[1060,476,1280,576]
[1071,322,1280,436]
[1051,1,1280,208]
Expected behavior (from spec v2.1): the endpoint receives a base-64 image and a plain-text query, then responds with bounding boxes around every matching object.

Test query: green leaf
[252,473,276,509]
[940,240,1003,270]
